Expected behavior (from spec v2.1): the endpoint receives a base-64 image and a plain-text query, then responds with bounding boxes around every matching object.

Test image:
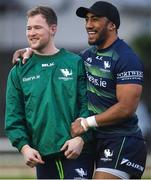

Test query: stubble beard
[88,23,109,46]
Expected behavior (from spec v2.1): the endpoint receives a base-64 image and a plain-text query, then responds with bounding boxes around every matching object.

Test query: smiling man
[5,6,94,179]
[71,1,147,179]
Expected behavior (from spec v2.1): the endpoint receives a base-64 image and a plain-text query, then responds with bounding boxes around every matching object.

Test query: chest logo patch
[58,69,73,81]
[104,61,111,69]
[60,69,72,77]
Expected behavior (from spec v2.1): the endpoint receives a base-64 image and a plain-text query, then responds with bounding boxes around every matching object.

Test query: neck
[97,33,118,50]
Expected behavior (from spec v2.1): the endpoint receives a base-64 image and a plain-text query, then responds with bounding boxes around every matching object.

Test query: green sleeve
[5,66,30,151]
[77,59,93,143]
[77,59,89,118]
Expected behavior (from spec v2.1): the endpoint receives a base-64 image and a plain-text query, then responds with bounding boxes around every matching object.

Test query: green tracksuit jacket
[5,48,91,156]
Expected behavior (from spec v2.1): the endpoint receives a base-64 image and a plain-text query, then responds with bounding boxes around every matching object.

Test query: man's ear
[109,23,116,31]
[51,24,57,36]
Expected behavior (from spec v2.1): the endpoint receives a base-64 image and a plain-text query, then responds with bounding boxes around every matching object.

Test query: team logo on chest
[60,69,72,77]
[104,61,111,69]
[58,69,73,81]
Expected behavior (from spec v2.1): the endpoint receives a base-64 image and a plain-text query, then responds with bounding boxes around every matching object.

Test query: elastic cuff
[16,140,29,152]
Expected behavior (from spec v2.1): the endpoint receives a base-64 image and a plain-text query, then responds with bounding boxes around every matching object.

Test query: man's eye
[92,17,99,21]
[35,26,42,29]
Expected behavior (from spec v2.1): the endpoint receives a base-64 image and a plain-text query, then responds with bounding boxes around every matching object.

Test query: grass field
[0,153,151,179]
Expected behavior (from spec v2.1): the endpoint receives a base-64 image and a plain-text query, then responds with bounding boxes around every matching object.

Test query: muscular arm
[95,84,142,126]
[71,84,142,136]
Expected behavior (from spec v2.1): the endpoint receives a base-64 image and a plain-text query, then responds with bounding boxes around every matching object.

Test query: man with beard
[71,1,147,179]
[5,6,94,179]
[11,1,147,179]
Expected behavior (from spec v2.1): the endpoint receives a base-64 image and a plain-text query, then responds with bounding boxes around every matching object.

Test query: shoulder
[78,47,96,64]
[60,49,85,67]
[80,47,95,57]
[114,39,143,66]
[61,48,81,60]
[8,64,20,76]
[7,64,21,84]
[8,56,34,78]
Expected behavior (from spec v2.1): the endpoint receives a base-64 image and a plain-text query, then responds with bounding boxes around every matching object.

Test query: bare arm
[95,84,142,126]
[71,84,142,137]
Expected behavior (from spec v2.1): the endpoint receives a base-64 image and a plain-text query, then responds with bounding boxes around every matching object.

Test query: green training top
[5,48,90,156]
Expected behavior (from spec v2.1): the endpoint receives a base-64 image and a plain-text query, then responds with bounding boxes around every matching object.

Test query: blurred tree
[131,34,151,112]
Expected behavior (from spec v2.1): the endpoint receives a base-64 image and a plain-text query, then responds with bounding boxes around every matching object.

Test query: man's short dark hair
[27,6,57,26]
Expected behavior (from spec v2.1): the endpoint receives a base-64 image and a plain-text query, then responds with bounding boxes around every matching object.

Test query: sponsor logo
[42,62,54,67]
[117,71,143,81]
[87,73,107,87]
[101,149,113,162]
[121,158,144,172]
[23,75,40,82]
[75,168,87,177]
[58,69,73,81]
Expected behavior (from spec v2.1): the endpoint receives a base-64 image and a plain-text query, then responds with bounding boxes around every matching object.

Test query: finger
[29,157,39,164]
[12,53,20,64]
[12,58,20,65]
[35,153,45,164]
[64,149,72,157]
[29,155,42,165]
[12,58,19,65]
[22,48,32,64]
[12,49,26,64]
[71,129,77,137]
[26,161,35,168]
[71,131,75,137]
[29,163,35,168]
[60,141,68,151]
[22,57,29,64]
[66,152,78,159]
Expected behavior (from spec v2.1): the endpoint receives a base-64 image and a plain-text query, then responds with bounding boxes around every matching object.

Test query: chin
[30,45,39,50]
[29,42,38,48]
[88,40,96,45]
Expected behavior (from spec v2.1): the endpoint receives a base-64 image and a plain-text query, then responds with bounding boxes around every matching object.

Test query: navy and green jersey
[5,48,91,156]
[81,38,144,137]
